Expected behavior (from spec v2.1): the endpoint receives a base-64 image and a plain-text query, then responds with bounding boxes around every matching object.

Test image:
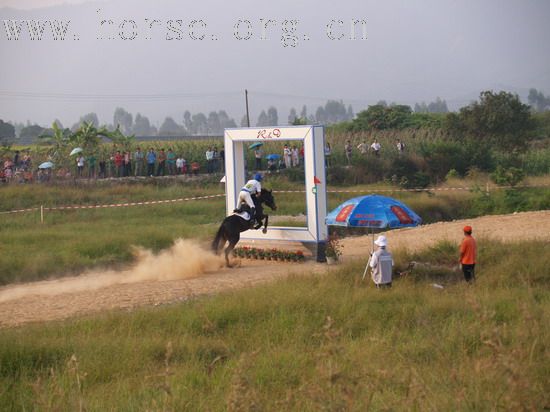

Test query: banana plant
[37,122,71,166]
[106,125,136,151]
[0,144,12,159]
[71,121,111,152]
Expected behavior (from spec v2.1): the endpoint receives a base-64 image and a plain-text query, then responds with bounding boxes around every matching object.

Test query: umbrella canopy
[70,147,83,156]
[248,142,264,150]
[38,161,54,169]
[265,154,281,161]
[326,194,422,229]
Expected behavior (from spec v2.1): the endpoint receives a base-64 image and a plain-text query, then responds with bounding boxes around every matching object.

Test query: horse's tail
[212,221,226,254]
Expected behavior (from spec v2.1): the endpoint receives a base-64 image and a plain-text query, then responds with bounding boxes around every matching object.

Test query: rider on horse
[234,173,263,227]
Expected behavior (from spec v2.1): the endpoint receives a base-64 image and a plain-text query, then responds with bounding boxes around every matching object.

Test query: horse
[212,188,277,267]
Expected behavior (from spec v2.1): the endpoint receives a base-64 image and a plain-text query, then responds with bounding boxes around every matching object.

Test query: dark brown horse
[212,189,277,267]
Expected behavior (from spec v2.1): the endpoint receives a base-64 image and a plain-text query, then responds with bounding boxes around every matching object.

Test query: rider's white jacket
[241,179,262,194]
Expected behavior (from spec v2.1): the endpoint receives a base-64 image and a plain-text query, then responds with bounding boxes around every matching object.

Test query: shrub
[490,165,525,186]
[450,90,534,150]
[419,140,469,180]
[445,169,460,179]
[501,189,529,211]
[389,156,420,179]
[408,112,446,129]
[387,156,430,187]
[462,139,495,171]
[326,165,350,185]
[283,166,305,183]
[408,171,431,188]
[353,157,388,184]
[349,105,413,131]
[326,158,388,186]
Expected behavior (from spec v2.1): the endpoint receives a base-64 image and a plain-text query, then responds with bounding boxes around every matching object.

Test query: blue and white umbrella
[265,154,281,161]
[326,194,421,228]
[38,161,54,169]
[248,142,264,150]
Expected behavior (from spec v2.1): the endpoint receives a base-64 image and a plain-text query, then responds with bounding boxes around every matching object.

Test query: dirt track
[0,211,548,328]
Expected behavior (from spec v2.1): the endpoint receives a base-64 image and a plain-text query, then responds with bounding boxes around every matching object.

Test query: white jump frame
[224,125,328,259]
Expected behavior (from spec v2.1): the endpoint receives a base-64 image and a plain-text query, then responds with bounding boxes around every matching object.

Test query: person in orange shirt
[459,225,477,282]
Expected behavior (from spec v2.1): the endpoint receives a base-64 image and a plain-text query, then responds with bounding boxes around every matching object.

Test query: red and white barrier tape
[1,183,548,215]
[0,207,41,215]
[0,194,225,215]
[274,183,550,194]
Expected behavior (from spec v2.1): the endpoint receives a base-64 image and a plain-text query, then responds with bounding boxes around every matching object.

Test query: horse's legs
[216,233,227,255]
[254,215,262,230]
[224,234,240,267]
[262,215,269,234]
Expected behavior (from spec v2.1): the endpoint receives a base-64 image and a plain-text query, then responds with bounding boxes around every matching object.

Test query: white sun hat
[374,235,387,247]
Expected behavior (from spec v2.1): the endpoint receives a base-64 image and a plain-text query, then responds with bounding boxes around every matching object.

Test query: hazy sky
[1,0,549,127]
[0,0,98,10]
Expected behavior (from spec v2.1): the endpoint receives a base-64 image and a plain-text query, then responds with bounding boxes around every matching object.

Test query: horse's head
[259,188,277,211]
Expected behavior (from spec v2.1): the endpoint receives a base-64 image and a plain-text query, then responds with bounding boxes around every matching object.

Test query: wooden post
[40,205,44,224]
[245,89,250,127]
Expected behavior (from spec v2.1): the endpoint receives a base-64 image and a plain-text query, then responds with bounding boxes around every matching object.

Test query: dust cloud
[0,239,223,303]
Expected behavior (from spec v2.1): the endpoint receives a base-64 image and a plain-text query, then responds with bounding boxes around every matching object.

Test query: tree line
[2,91,549,145]
[338,90,550,151]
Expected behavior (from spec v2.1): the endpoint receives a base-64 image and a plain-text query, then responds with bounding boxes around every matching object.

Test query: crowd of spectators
[205,146,224,174]
[282,144,303,169]
[341,138,406,165]
[1,137,407,184]
[68,146,225,179]
[1,150,33,183]
[85,147,220,179]
[1,146,225,184]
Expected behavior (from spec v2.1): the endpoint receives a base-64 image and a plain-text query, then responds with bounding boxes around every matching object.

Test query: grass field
[0,239,548,410]
[1,178,549,285]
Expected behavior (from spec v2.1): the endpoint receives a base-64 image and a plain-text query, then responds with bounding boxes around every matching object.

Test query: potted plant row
[234,247,305,262]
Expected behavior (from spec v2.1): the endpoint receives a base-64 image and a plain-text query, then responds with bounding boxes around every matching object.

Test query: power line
[0,90,243,102]
[0,88,490,107]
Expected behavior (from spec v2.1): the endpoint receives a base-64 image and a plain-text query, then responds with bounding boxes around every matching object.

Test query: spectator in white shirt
[291,146,299,167]
[370,235,394,288]
[176,156,184,174]
[357,141,368,155]
[283,145,291,169]
[396,139,405,154]
[205,147,214,173]
[76,155,85,178]
[370,139,381,157]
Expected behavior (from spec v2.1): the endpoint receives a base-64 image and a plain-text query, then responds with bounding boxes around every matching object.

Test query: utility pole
[245,89,250,127]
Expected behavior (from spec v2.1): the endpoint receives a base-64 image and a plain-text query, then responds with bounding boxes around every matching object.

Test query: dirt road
[1,211,548,328]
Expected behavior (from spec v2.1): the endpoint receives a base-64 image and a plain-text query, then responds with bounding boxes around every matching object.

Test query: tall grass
[0,178,223,210]
[520,147,550,175]
[0,240,548,410]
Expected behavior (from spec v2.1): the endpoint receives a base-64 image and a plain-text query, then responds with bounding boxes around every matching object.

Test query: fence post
[40,205,44,224]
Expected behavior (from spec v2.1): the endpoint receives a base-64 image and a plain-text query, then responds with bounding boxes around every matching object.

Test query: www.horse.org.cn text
[2,13,367,47]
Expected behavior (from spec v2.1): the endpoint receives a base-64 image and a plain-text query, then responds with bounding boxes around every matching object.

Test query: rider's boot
[249,207,256,228]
